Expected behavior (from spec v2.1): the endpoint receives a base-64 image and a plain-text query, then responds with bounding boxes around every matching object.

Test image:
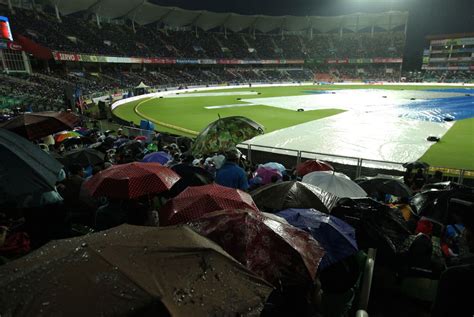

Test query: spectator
[412,168,427,191]
[427,171,443,184]
[215,148,249,191]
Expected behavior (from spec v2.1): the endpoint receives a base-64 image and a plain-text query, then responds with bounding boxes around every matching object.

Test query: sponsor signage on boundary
[309,58,402,64]
[52,51,401,65]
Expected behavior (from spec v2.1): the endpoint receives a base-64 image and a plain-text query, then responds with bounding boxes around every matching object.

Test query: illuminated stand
[0,16,31,74]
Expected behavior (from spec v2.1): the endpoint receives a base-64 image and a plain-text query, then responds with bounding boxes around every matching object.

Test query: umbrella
[410,187,474,225]
[262,162,286,173]
[276,208,358,270]
[159,183,259,226]
[0,112,80,140]
[83,162,180,199]
[192,116,264,155]
[357,177,413,199]
[113,138,129,148]
[331,198,411,258]
[251,181,339,213]
[73,127,90,136]
[296,160,334,177]
[142,151,171,165]
[168,164,214,197]
[63,148,105,167]
[0,128,63,197]
[402,161,430,169]
[302,171,367,198]
[0,225,273,316]
[254,166,282,185]
[189,209,325,286]
[54,131,82,143]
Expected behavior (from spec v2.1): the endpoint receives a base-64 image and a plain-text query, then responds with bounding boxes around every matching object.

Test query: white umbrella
[302,171,367,198]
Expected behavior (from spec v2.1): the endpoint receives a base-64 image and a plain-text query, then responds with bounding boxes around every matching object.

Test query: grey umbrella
[0,128,63,197]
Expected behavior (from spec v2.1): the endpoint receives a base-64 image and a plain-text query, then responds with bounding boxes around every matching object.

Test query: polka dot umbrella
[83,162,180,199]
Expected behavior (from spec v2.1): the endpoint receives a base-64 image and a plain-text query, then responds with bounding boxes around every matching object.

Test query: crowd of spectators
[6,5,406,61]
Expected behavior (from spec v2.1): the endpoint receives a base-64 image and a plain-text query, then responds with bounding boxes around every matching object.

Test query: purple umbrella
[276,208,358,270]
[254,166,282,185]
[142,151,171,165]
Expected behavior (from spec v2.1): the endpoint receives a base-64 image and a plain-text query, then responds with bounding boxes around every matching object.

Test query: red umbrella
[189,209,325,287]
[0,112,80,140]
[159,183,258,226]
[296,160,334,177]
[83,162,180,199]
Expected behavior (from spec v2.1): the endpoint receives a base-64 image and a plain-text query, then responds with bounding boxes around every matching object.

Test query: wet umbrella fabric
[296,160,334,177]
[410,186,474,225]
[262,162,286,173]
[302,171,367,198]
[331,198,411,258]
[357,177,412,198]
[168,164,214,197]
[189,209,325,287]
[0,128,63,197]
[276,208,358,270]
[0,225,273,317]
[54,131,82,143]
[254,166,282,185]
[83,162,180,199]
[192,116,264,155]
[0,112,80,140]
[63,148,105,167]
[251,181,339,214]
[159,183,259,226]
[142,151,171,165]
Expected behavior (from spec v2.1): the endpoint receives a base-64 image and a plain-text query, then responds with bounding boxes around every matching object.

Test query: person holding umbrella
[215,148,249,191]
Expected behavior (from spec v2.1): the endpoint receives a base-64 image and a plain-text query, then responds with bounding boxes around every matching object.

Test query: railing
[238,143,473,184]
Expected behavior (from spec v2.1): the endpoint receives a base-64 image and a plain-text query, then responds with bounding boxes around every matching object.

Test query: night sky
[151,0,474,70]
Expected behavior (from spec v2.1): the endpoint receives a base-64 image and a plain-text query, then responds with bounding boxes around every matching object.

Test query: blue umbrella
[276,208,358,270]
[142,151,171,165]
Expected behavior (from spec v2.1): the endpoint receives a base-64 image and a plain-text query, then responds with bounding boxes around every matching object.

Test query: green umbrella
[192,116,264,155]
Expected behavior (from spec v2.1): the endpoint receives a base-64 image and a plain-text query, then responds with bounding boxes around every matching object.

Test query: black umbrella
[63,148,105,167]
[168,164,214,197]
[0,128,63,197]
[251,181,339,214]
[331,198,411,259]
[357,177,413,199]
[410,186,474,225]
[402,161,430,169]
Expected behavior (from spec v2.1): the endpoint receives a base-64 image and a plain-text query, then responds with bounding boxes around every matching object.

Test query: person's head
[69,164,84,177]
[225,148,241,163]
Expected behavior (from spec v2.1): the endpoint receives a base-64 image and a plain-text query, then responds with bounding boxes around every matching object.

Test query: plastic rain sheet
[243,90,467,165]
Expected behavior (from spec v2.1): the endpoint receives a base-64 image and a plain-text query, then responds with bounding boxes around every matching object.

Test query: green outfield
[113,84,474,170]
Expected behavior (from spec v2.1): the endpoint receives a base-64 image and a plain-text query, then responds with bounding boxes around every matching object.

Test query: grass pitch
[113,84,474,170]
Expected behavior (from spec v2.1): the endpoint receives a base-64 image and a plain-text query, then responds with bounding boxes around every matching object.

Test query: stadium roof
[46,0,408,33]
